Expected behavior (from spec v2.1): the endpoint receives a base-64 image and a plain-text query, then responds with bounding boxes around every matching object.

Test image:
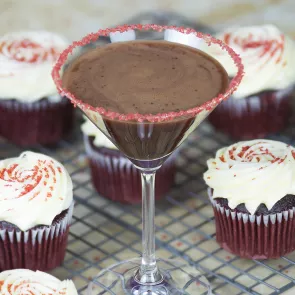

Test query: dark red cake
[208,87,293,139]
[0,206,72,271]
[204,139,295,259]
[209,189,295,259]
[85,135,176,204]
[0,98,73,146]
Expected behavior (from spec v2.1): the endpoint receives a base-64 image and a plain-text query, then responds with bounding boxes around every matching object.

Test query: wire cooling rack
[1,112,295,295]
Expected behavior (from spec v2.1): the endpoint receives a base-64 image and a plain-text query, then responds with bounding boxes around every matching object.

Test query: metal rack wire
[2,112,295,295]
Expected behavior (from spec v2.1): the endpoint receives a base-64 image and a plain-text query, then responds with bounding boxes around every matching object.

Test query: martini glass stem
[135,170,163,285]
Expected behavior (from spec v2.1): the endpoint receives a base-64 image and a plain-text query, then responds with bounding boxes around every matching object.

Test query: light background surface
[0,0,294,41]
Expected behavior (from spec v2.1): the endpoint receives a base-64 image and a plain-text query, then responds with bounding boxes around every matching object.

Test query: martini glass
[52,24,243,295]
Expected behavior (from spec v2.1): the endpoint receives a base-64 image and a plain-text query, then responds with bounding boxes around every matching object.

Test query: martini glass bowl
[52,24,243,295]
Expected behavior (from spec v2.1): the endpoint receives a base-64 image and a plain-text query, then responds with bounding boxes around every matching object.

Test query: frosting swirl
[204,140,295,214]
[0,151,73,231]
[205,25,295,98]
[0,31,68,102]
[0,269,78,295]
[81,117,117,150]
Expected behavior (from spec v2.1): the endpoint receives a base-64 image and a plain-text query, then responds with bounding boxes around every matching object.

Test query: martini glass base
[88,258,212,295]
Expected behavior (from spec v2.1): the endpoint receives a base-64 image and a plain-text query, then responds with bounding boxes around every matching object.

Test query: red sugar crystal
[219,155,225,162]
[237,146,250,158]
[48,164,56,175]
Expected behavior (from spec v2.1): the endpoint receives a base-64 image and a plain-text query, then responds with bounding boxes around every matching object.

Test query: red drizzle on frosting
[0,38,59,64]
[223,32,285,67]
[0,157,59,200]
[224,142,292,171]
[0,280,66,294]
[237,146,250,158]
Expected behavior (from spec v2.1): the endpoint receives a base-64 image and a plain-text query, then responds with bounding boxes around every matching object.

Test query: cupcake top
[0,151,73,231]
[81,117,117,149]
[0,269,78,294]
[206,25,295,98]
[204,140,295,215]
[0,31,68,102]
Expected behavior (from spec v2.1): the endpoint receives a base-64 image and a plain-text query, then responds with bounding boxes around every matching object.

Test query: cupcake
[0,151,73,271]
[0,31,73,146]
[204,140,295,259]
[82,118,176,204]
[206,25,295,139]
[0,269,78,294]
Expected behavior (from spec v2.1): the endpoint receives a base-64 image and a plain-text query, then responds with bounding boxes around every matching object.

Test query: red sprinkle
[0,38,60,64]
[219,155,225,162]
[237,146,250,158]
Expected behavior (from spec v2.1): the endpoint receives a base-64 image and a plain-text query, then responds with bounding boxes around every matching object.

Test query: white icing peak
[81,118,117,150]
[206,25,295,98]
[0,269,78,295]
[0,31,68,102]
[0,151,73,231]
[204,140,295,215]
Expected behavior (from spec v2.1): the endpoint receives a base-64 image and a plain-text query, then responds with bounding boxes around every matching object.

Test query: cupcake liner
[0,202,74,271]
[84,135,176,204]
[0,97,74,146]
[208,189,295,259]
[208,87,293,139]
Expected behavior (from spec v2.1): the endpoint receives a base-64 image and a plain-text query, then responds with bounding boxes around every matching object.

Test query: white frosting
[204,140,295,215]
[110,30,136,43]
[164,29,202,49]
[205,25,295,98]
[0,151,73,231]
[81,118,117,150]
[0,269,78,295]
[0,31,68,102]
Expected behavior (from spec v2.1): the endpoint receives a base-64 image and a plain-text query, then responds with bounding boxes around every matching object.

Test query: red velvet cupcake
[82,119,176,204]
[204,140,295,259]
[205,25,295,139]
[0,151,74,271]
[0,31,74,146]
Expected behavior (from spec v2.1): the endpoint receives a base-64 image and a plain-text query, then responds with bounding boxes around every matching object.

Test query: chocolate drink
[63,40,228,164]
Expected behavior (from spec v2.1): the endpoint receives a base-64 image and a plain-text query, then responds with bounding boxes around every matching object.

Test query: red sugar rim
[52,24,244,122]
